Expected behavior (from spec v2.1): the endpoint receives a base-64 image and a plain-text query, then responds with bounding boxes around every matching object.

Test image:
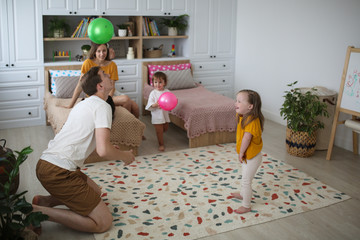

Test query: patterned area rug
[83,143,350,240]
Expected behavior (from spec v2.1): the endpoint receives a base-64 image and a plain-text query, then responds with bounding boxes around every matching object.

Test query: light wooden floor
[1,115,359,240]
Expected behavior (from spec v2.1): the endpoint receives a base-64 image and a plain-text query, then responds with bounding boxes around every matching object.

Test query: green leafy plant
[48,17,70,37]
[160,14,189,31]
[0,146,48,240]
[81,45,91,51]
[280,81,329,135]
[116,24,128,30]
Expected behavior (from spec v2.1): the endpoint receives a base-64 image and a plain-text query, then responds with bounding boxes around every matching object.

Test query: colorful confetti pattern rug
[83,143,350,240]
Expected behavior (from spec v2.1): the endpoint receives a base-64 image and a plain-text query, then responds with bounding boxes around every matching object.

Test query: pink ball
[158,92,178,111]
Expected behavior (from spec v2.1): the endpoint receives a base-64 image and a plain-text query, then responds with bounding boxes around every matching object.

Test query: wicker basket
[286,127,316,157]
[144,49,162,58]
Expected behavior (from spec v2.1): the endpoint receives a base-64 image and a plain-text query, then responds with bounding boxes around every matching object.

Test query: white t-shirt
[41,96,112,171]
[145,89,171,124]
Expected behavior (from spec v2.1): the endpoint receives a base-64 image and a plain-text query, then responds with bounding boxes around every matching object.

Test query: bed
[142,60,236,148]
[44,65,145,163]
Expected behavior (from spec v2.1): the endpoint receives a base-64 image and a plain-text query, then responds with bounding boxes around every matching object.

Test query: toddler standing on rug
[231,89,264,214]
[145,72,171,151]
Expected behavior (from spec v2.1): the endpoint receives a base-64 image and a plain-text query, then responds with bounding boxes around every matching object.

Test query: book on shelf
[143,17,160,36]
[71,18,84,38]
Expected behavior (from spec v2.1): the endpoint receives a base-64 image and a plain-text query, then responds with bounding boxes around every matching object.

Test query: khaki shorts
[36,159,101,216]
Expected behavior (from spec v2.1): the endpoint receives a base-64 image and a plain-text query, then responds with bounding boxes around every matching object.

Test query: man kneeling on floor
[32,66,135,233]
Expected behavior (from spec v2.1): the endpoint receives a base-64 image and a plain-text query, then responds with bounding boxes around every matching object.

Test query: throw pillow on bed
[54,76,86,98]
[163,69,196,90]
[148,63,191,85]
[49,70,81,96]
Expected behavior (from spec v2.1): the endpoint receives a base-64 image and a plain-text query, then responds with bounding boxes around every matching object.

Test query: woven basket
[286,127,316,157]
[144,49,162,58]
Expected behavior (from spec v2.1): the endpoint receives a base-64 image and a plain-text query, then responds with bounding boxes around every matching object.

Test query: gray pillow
[54,76,86,98]
[164,69,196,90]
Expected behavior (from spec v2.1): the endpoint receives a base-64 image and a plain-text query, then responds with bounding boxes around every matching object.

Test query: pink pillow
[148,63,191,85]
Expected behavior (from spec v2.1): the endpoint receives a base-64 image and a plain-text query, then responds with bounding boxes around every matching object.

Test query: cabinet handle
[11,64,14,67]
[223,65,226,67]
[222,80,225,83]
[74,11,77,14]
[199,66,202,69]
[121,70,124,73]
[103,12,105,14]
[210,56,213,58]
[214,55,216,58]
[27,93,31,97]
[28,112,32,115]
[199,81,202,84]
[6,64,9,67]
[27,75,30,78]
[69,11,72,14]
[121,87,124,90]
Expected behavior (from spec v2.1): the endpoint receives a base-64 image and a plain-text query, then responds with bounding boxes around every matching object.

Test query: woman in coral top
[65,42,139,119]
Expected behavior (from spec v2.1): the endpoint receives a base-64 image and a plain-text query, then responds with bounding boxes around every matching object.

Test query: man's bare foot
[158,145,165,151]
[32,195,62,207]
[234,206,251,214]
[230,192,243,200]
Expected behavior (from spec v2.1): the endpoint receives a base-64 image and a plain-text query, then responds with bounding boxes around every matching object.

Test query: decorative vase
[127,47,134,60]
[118,29,127,37]
[168,27,178,36]
[286,127,316,157]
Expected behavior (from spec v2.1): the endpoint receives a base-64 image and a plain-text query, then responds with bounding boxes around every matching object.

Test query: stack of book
[142,17,160,36]
[71,17,95,38]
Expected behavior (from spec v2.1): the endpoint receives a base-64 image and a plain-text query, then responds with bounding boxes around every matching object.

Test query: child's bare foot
[234,206,251,214]
[230,192,243,200]
[158,145,165,151]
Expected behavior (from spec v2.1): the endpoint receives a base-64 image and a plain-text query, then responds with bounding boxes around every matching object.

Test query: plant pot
[168,27,178,36]
[53,29,64,38]
[118,29,127,37]
[286,127,316,157]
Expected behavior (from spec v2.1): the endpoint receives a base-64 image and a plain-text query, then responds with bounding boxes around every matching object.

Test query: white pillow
[49,70,81,96]
[164,69,196,90]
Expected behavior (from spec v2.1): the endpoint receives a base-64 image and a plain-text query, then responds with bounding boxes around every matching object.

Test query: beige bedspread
[143,84,237,138]
[44,91,145,148]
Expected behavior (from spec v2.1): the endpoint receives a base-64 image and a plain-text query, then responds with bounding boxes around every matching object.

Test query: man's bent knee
[89,201,113,233]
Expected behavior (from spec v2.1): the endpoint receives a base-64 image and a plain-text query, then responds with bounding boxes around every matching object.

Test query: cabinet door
[0,0,10,68]
[73,0,102,15]
[191,0,212,58]
[211,0,236,58]
[42,0,73,15]
[166,0,189,16]
[103,0,141,15]
[144,0,188,16]
[5,0,42,68]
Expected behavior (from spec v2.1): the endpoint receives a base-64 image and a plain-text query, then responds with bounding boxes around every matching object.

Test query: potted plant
[116,24,128,37]
[160,14,189,36]
[48,17,70,38]
[81,44,91,59]
[280,81,329,157]
[0,146,48,240]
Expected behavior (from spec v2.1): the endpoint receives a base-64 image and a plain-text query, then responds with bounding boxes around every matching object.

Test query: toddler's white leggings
[240,153,262,208]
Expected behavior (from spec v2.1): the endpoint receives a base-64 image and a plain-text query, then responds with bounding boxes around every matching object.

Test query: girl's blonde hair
[237,89,264,131]
[152,72,167,86]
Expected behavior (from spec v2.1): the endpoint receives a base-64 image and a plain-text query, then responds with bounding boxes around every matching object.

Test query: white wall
[235,0,360,152]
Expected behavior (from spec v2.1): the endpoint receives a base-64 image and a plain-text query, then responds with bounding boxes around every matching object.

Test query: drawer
[115,81,137,93]
[192,61,232,72]
[117,64,138,78]
[0,87,40,103]
[0,106,40,121]
[0,68,41,87]
[194,75,233,88]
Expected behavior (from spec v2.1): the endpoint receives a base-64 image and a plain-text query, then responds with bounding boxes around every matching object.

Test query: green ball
[88,18,114,44]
